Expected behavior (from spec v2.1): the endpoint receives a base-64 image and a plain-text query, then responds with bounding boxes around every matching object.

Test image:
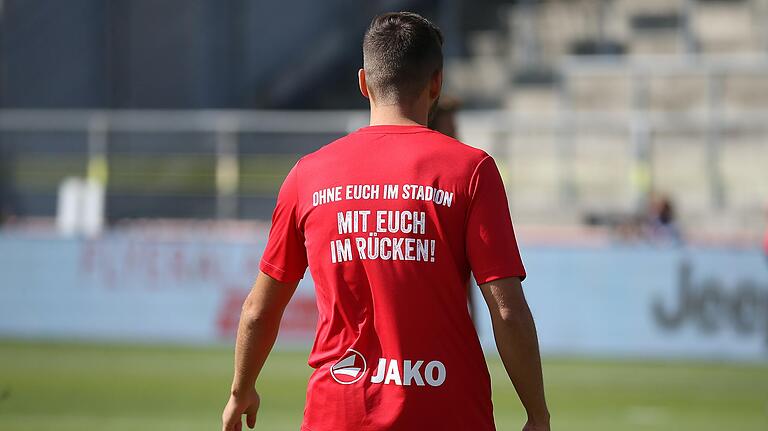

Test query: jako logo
[370,358,446,387]
[330,350,447,387]
[330,349,367,384]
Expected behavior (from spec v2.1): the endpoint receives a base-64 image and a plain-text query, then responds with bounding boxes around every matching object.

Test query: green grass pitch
[0,339,766,430]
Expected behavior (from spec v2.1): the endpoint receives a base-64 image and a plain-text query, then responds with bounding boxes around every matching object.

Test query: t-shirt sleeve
[259,163,309,282]
[465,155,526,284]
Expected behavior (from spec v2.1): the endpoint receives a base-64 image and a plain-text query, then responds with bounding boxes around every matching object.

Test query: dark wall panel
[0,0,447,109]
[1,0,109,107]
[109,0,239,108]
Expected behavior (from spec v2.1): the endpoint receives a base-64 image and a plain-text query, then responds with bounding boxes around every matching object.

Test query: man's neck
[368,103,427,127]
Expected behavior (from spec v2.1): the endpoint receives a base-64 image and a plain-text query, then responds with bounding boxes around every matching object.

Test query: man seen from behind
[222,11,550,431]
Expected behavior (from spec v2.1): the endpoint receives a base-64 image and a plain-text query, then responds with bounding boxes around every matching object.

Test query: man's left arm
[222,271,299,431]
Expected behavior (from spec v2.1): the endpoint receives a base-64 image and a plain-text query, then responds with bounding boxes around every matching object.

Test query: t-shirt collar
[355,124,431,134]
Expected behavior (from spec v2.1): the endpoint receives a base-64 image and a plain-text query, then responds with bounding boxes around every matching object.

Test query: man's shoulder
[404,131,494,175]
[423,130,490,159]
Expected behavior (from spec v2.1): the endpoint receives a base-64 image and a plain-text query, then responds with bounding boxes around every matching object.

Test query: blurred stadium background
[0,0,767,430]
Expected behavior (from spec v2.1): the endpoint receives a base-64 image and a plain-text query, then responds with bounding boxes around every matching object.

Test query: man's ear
[429,69,443,100]
[358,69,370,99]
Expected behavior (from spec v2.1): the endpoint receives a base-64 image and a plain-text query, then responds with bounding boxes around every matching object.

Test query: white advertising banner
[0,234,317,346]
[474,247,768,361]
[1,234,766,361]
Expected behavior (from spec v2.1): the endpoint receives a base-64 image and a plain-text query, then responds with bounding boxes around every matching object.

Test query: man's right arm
[479,276,550,430]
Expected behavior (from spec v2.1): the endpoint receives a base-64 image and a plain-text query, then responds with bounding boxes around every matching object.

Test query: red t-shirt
[260,124,526,431]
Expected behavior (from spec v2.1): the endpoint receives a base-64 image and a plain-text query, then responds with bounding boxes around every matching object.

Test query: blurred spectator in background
[646,193,682,244]
[428,95,461,138]
[589,192,683,245]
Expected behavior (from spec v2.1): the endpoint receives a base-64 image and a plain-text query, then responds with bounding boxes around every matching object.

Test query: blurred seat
[504,86,560,114]
[691,0,760,53]
[647,74,708,112]
[566,71,632,112]
[570,132,635,212]
[723,72,768,111]
[628,12,687,55]
[719,130,768,211]
[650,131,713,214]
[505,130,562,216]
[505,68,560,114]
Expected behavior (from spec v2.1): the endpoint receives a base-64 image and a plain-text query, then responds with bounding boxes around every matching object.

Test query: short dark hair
[363,12,444,104]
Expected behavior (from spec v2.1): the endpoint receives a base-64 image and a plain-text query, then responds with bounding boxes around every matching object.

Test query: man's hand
[223,272,299,430]
[221,388,261,431]
[523,419,551,431]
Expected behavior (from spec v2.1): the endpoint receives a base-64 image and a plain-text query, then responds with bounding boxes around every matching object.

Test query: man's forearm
[229,272,299,396]
[480,278,549,425]
[490,303,549,424]
[230,307,282,396]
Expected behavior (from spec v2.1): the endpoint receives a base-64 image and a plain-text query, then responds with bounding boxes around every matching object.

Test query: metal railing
[0,110,368,220]
[0,103,766,229]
